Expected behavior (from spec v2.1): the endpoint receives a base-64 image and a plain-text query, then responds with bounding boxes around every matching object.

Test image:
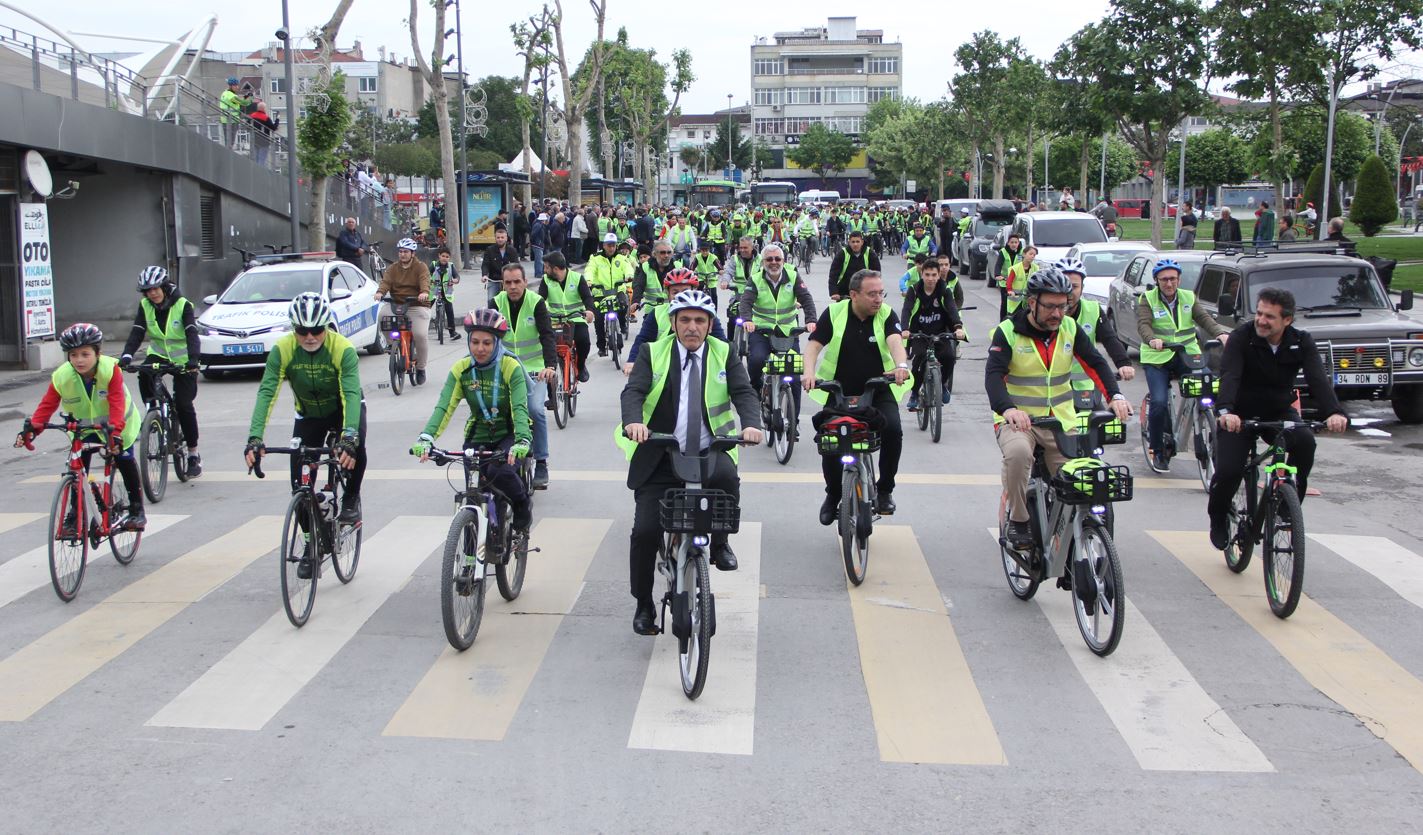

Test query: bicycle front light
[390,331,400,340]
[693,534,709,547]
[840,455,855,464]
[1091,504,1107,515]
[1200,397,1214,407]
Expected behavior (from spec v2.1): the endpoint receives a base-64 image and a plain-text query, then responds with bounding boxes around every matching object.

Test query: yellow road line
[1151,530,1423,774]
[849,526,1005,765]
[0,518,277,722]
[382,517,612,740]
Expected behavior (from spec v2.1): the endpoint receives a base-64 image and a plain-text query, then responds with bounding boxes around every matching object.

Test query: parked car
[1113,199,1179,219]
[1064,241,1156,303]
[197,254,383,377]
[1194,249,1423,422]
[998,210,1108,267]
[1108,250,1214,346]
[955,199,1017,280]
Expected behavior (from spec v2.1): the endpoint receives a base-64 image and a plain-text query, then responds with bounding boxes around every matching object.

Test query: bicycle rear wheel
[48,474,88,602]
[998,491,1039,600]
[552,370,569,429]
[170,410,190,483]
[139,410,168,503]
[915,378,929,430]
[679,545,713,700]
[387,350,404,396]
[1224,477,1254,572]
[331,518,362,584]
[927,365,943,444]
[1263,483,1306,619]
[442,507,487,650]
[774,383,796,465]
[839,468,869,586]
[106,469,141,566]
[1073,517,1125,656]
[496,514,527,601]
[435,304,447,345]
[1193,407,1216,492]
[280,493,319,627]
[609,326,622,367]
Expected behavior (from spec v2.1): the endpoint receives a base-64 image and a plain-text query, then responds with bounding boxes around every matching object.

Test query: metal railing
[0,24,290,176]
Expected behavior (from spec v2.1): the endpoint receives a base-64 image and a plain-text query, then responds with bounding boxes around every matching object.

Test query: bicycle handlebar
[416,446,508,466]
[123,358,189,376]
[1239,419,1326,432]
[907,332,968,343]
[249,444,336,479]
[17,418,113,452]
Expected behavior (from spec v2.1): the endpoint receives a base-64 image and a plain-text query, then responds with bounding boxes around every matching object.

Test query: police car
[196,253,383,377]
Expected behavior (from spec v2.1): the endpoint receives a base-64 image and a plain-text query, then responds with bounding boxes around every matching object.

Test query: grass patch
[1391,263,1423,294]
[1112,217,1423,261]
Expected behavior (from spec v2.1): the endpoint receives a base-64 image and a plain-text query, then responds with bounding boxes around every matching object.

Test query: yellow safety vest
[1139,287,1200,365]
[51,356,142,449]
[749,267,800,331]
[613,335,738,463]
[140,296,192,365]
[993,316,1080,426]
[809,299,911,405]
[1069,300,1104,392]
[493,291,547,368]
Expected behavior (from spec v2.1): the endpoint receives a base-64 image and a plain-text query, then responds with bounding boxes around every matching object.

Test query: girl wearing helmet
[411,308,534,536]
[622,270,728,374]
[120,266,204,476]
[245,293,367,524]
[16,323,148,531]
[374,237,433,385]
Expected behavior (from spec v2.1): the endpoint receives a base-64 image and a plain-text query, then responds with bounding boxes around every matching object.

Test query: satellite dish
[24,151,53,198]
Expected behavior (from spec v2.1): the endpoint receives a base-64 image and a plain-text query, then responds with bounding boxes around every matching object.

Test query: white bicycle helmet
[668,289,716,318]
[397,237,419,251]
[137,265,170,291]
[1055,257,1087,278]
[288,292,333,329]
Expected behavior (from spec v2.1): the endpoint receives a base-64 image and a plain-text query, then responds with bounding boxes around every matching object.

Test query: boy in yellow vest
[120,265,202,477]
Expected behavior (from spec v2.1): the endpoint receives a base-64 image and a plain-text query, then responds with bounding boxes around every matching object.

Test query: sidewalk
[0,339,130,393]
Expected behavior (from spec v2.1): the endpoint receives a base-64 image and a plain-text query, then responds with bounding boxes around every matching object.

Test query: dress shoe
[633,599,658,635]
[532,460,550,489]
[1209,511,1230,551]
[578,367,590,383]
[415,369,427,386]
[875,491,896,515]
[1007,519,1034,551]
[819,494,838,526]
[710,543,738,571]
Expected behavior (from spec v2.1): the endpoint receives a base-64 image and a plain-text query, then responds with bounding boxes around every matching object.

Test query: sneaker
[1153,450,1170,471]
[60,508,78,539]
[578,367,590,383]
[819,494,838,526]
[338,495,361,525]
[942,388,952,405]
[1209,511,1230,551]
[532,460,550,490]
[415,369,427,386]
[906,393,920,412]
[123,505,147,531]
[296,544,313,580]
[186,452,203,478]
[598,348,608,357]
[1006,519,1034,550]
[875,491,896,515]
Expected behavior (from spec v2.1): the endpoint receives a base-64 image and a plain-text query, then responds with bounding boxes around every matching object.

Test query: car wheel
[1392,385,1423,424]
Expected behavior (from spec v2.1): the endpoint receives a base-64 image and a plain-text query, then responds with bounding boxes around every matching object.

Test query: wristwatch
[895,362,909,369]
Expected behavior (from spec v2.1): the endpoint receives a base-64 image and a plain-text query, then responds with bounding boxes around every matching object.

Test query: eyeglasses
[762,257,783,262]
[1033,301,1068,312]
[855,290,886,299]
[294,326,326,337]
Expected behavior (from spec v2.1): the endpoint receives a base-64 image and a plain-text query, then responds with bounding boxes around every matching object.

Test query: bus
[689,178,738,208]
[750,181,798,206]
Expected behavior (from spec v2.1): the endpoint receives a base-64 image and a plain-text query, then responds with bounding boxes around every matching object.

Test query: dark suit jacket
[620,337,762,489]
[1213,217,1242,244]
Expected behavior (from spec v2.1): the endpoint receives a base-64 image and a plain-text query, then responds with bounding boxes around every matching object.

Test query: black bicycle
[814,377,895,586]
[432,285,452,345]
[907,333,965,444]
[129,359,191,502]
[1221,419,1325,619]
[726,298,750,363]
[758,325,808,465]
[251,435,362,627]
[596,295,625,367]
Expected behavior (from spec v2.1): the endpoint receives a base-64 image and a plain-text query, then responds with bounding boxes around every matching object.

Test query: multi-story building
[662,106,751,201]
[749,16,900,197]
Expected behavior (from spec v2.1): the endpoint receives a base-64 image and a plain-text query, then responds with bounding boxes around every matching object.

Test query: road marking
[0,518,274,722]
[0,515,187,611]
[147,516,446,731]
[1309,534,1423,612]
[383,517,612,741]
[627,523,762,755]
[0,513,44,535]
[1151,530,1423,773]
[1002,527,1272,772]
[850,526,1004,765]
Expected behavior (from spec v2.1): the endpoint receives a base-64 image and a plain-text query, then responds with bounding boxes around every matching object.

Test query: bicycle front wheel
[1263,483,1306,619]
[609,326,622,367]
[435,304,447,345]
[387,349,404,396]
[1193,406,1216,492]
[280,493,319,627]
[774,383,796,465]
[839,468,869,586]
[679,544,713,700]
[48,473,88,602]
[1073,517,1125,656]
[927,365,943,444]
[106,469,141,566]
[170,411,190,483]
[442,507,486,650]
[139,410,168,503]
[1138,396,1154,470]
[915,378,929,430]
[552,372,568,429]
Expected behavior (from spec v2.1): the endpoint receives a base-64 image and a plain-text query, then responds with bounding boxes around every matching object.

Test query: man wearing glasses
[740,243,816,419]
[803,270,911,524]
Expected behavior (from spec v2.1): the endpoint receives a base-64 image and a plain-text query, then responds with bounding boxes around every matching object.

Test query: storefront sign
[20,203,55,339]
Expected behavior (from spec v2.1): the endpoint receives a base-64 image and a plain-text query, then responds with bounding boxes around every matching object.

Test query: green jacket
[423,354,531,445]
[249,332,363,440]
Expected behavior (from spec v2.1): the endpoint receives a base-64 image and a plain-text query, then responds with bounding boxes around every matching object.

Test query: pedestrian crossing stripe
[147,516,447,731]
[1150,530,1423,774]
[0,515,188,611]
[0,513,44,536]
[1309,534,1423,613]
[0,518,275,722]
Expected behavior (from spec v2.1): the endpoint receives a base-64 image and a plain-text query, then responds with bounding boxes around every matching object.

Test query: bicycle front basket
[815,416,880,456]
[379,314,410,333]
[1179,373,1220,399]
[1054,458,1134,505]
[659,488,740,534]
[764,352,804,376]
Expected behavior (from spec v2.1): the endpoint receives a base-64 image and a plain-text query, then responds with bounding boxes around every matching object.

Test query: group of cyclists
[14,195,1349,638]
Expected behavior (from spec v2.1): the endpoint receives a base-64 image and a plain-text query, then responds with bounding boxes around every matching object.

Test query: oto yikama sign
[20,203,55,339]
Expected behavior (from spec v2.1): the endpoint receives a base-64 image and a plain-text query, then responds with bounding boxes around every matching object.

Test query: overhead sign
[20,203,55,339]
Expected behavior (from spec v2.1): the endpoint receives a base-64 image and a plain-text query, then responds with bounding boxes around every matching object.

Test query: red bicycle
[25,418,143,602]
[549,322,581,429]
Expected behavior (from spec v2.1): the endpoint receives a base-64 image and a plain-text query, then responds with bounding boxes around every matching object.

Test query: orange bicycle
[381,296,418,396]
[549,322,580,429]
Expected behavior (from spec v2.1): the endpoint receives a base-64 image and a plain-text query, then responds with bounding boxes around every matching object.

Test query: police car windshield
[220,268,324,303]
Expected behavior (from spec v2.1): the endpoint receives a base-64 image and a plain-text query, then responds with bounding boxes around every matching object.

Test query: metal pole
[455,0,469,265]
[1043,136,1049,205]
[727,94,733,177]
[539,60,548,203]
[1175,120,1187,243]
[280,0,301,250]
[1100,131,1109,202]
[1398,121,1416,206]
[1321,73,1340,240]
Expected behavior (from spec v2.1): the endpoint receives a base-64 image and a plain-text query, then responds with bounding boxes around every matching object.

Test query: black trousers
[564,321,592,372]
[818,389,902,498]
[629,451,739,602]
[909,339,957,393]
[1207,412,1317,519]
[291,401,368,497]
[593,297,629,348]
[466,435,531,528]
[80,446,142,507]
[137,364,200,447]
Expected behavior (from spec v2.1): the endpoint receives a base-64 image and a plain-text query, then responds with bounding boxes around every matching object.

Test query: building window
[358,76,378,93]
[269,77,286,94]
[754,118,783,136]
[784,116,822,135]
[1190,116,1208,126]
[823,117,863,135]
[867,86,899,103]
[754,88,783,106]
[785,87,821,105]
[823,86,866,104]
[686,130,697,138]
[867,57,899,74]
[753,59,783,76]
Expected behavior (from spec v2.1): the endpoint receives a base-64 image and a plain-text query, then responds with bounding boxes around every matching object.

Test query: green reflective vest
[613,335,738,464]
[730,255,756,294]
[997,247,1022,278]
[749,267,799,331]
[994,316,1080,427]
[704,221,727,244]
[1069,299,1104,391]
[1004,261,1040,315]
[429,261,458,294]
[1139,287,1200,365]
[906,234,932,257]
[542,271,587,324]
[809,300,911,405]
[639,263,669,305]
[140,296,192,365]
[585,254,621,297]
[493,290,547,368]
[693,252,720,283]
[51,356,141,449]
[666,225,696,252]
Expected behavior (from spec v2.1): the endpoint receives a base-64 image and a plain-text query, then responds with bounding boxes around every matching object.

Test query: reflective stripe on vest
[1139,287,1200,365]
[543,273,586,323]
[1069,300,1103,391]
[809,299,911,405]
[51,355,142,449]
[750,269,799,330]
[141,296,191,365]
[613,335,738,464]
[994,316,1080,426]
[494,291,547,367]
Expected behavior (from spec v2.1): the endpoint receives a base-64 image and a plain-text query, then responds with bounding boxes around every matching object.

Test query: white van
[798,189,841,206]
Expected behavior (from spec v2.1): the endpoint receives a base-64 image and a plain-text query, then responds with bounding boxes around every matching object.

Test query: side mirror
[329,288,353,301]
[1217,293,1236,318]
[203,294,218,305]
[1400,289,1414,311]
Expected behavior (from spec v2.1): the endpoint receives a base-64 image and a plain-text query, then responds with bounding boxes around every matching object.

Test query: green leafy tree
[678,144,707,175]
[1048,31,1117,199]
[578,32,693,193]
[706,119,754,172]
[1277,106,1373,181]
[1349,154,1398,235]
[1033,135,1138,194]
[409,0,460,264]
[951,31,1026,198]
[374,138,441,178]
[1074,0,1213,245]
[298,71,354,248]
[550,0,609,206]
[1163,129,1253,198]
[1301,162,1333,222]
[344,105,418,162]
[511,7,555,207]
[786,124,857,184]
[866,99,966,199]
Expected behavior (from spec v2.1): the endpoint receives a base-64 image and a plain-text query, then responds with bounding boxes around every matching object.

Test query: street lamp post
[1399,120,1420,210]
[278,0,301,249]
[1043,136,1049,205]
[1175,120,1187,243]
[1372,85,1399,157]
[726,94,733,179]
[454,0,470,265]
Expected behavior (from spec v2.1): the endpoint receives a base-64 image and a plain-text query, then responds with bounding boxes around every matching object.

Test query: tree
[344,105,418,162]
[1276,106,1373,181]
[1163,129,1252,199]
[951,31,1025,198]
[1033,135,1138,194]
[1048,31,1116,200]
[1350,154,1398,235]
[409,0,461,266]
[678,144,707,175]
[550,0,608,206]
[865,99,966,199]
[1301,162,1333,221]
[706,119,753,172]
[1075,0,1213,246]
[299,0,357,252]
[786,124,856,184]
[375,138,441,178]
[512,7,555,208]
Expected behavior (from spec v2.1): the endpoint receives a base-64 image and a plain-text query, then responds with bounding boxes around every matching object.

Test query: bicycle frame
[45,420,118,536]
[1238,435,1299,544]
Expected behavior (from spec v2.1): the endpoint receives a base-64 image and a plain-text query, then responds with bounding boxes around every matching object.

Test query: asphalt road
[2,253,1422,832]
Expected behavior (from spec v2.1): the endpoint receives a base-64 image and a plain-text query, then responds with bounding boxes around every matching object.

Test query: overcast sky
[10,1,1419,113]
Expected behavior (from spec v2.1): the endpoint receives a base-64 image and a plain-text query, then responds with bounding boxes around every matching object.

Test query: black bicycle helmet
[1025,265,1073,297]
[59,322,104,351]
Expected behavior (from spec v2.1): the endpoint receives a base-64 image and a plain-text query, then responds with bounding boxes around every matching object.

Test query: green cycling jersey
[249,331,363,441]
[422,354,531,446]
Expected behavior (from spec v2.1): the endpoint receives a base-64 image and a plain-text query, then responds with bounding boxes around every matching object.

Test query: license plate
[222,342,266,356]
[1335,372,1389,386]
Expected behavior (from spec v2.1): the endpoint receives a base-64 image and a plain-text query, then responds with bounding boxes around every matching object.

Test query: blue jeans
[746,330,802,413]
[1145,354,1191,452]
[531,246,545,280]
[524,371,549,461]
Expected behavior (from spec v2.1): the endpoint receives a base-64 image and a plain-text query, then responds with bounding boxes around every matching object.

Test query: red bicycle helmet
[663,267,699,289]
[463,308,509,335]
